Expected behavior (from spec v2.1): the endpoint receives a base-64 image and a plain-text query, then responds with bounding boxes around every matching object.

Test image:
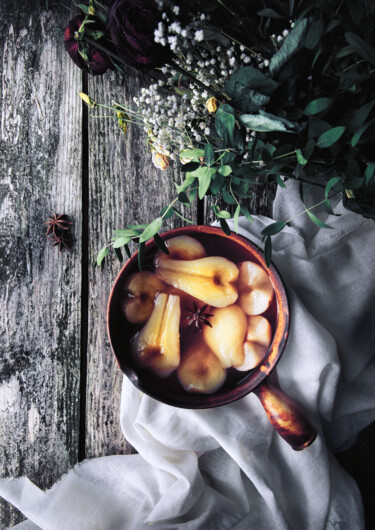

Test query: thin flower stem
[285,193,339,224]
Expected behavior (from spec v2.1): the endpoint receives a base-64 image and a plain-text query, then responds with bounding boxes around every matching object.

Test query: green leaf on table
[113,235,131,248]
[139,217,163,243]
[345,32,375,66]
[304,97,332,116]
[154,234,169,255]
[204,143,215,166]
[233,204,240,233]
[261,221,286,236]
[96,246,109,267]
[269,17,310,75]
[215,104,235,145]
[219,218,231,235]
[317,126,346,148]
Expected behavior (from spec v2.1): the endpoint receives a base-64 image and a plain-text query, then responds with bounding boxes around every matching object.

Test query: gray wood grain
[86,69,193,458]
[0,1,82,526]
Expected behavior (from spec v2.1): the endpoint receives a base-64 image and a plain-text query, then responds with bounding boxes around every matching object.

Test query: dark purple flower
[64,15,111,75]
[108,0,170,68]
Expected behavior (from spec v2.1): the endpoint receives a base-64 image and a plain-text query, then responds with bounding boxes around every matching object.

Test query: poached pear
[155,256,239,308]
[131,293,181,377]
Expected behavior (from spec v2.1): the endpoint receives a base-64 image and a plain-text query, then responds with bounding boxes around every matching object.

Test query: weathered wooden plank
[85,69,193,458]
[0,1,82,526]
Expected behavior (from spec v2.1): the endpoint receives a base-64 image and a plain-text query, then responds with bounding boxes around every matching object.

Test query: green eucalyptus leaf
[219,218,231,235]
[124,244,131,259]
[351,118,375,147]
[210,172,225,195]
[96,246,109,267]
[350,100,375,132]
[181,161,200,172]
[269,17,310,75]
[154,234,169,255]
[240,113,289,132]
[224,66,279,97]
[113,236,131,248]
[306,209,333,228]
[240,206,253,223]
[261,221,286,236]
[365,163,375,185]
[138,242,145,270]
[325,176,342,199]
[204,143,215,166]
[180,148,204,161]
[264,236,272,267]
[304,97,332,116]
[296,149,308,165]
[139,217,163,243]
[222,190,237,205]
[114,247,123,262]
[114,228,139,237]
[218,165,232,177]
[276,174,287,188]
[233,204,240,233]
[345,32,375,66]
[178,191,190,204]
[257,8,284,18]
[159,205,174,219]
[198,167,216,199]
[217,209,232,219]
[215,104,235,145]
[317,126,346,148]
[305,19,324,49]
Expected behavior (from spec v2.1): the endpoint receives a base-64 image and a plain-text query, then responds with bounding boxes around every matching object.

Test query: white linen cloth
[1,181,375,529]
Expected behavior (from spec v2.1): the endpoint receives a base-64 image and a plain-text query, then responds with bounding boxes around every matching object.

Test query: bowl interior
[107,226,289,408]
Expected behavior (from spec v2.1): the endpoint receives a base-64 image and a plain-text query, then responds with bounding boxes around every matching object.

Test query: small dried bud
[79,92,96,108]
[206,97,218,114]
[117,110,129,134]
[152,150,170,170]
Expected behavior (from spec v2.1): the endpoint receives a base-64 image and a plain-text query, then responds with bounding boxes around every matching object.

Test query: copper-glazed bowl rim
[107,226,290,409]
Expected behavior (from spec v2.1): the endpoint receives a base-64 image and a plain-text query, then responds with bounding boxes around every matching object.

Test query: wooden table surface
[0,1,374,528]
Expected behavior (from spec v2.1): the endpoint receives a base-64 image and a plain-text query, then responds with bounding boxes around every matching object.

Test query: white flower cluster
[133,81,213,156]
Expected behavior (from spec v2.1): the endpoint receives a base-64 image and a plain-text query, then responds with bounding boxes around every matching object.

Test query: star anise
[48,231,73,252]
[45,214,72,235]
[184,302,214,333]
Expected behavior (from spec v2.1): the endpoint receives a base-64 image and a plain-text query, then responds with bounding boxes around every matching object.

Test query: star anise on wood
[46,213,73,252]
[184,302,214,333]
[45,214,72,235]
[48,231,73,252]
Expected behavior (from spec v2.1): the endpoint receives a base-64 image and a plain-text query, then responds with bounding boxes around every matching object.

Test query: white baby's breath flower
[194,30,204,42]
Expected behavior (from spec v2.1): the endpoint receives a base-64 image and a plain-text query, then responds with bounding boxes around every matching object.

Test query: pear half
[122,271,166,324]
[156,235,206,262]
[237,261,274,315]
[202,305,247,368]
[131,293,181,377]
[178,340,226,394]
[155,256,239,308]
[235,315,272,371]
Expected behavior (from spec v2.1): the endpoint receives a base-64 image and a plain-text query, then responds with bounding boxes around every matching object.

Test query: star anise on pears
[184,302,214,333]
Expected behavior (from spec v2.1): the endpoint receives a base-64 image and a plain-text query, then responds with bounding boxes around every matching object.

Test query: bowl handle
[253,379,317,450]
